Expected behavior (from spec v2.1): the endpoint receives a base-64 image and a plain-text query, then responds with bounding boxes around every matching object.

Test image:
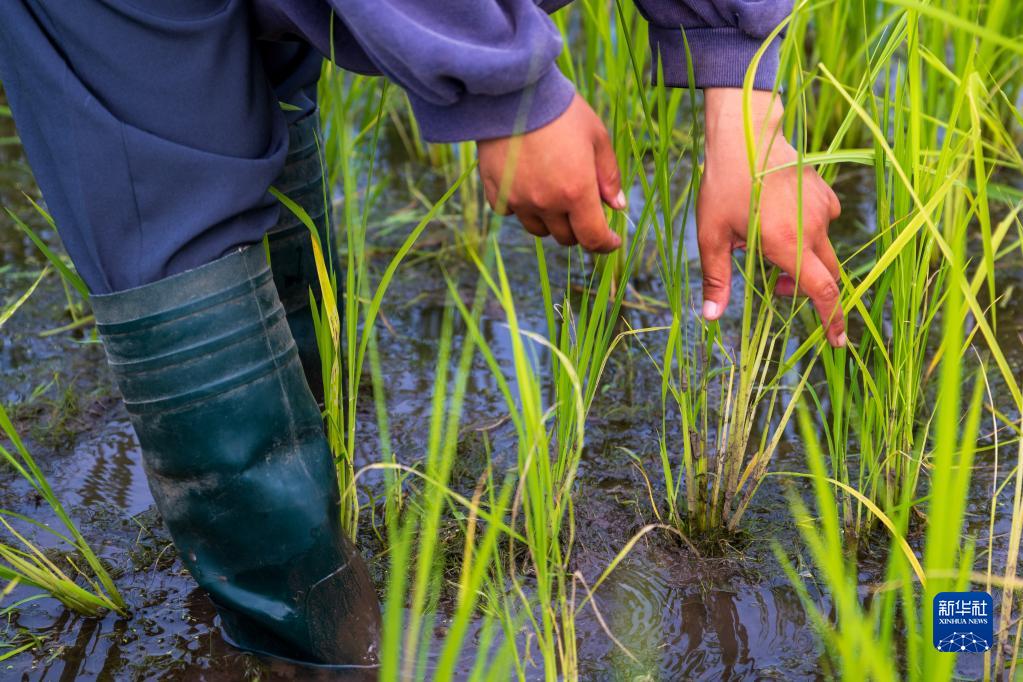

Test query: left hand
[697,88,846,347]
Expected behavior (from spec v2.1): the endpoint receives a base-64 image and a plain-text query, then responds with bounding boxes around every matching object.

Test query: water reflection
[585,554,819,680]
[74,418,149,514]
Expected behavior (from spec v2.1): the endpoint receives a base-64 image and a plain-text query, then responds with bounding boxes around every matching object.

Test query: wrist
[704,89,784,148]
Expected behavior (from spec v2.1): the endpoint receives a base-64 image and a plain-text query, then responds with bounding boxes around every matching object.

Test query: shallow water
[1,93,1022,680]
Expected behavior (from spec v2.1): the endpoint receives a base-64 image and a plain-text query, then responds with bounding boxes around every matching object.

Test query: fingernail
[835,332,847,348]
[703,301,721,320]
[614,190,627,210]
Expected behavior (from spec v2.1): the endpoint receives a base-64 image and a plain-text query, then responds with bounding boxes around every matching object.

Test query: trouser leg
[0,1,339,398]
[0,0,287,294]
[0,2,379,665]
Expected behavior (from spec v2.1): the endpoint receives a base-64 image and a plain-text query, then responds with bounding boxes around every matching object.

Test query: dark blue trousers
[0,1,343,294]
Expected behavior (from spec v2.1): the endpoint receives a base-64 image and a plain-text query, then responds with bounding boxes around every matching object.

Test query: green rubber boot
[267,113,336,405]
[91,245,380,667]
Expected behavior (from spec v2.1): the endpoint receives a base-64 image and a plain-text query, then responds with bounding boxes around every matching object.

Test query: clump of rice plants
[776,2,1023,679]
[778,257,996,679]
[787,0,1023,536]
[600,7,815,536]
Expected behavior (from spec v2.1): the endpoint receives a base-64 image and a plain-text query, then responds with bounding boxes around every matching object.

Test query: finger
[773,248,846,347]
[540,212,578,247]
[593,125,625,210]
[482,178,513,216]
[697,226,734,321]
[565,183,621,253]
[815,236,841,284]
[824,182,842,220]
[519,213,549,239]
[774,274,796,297]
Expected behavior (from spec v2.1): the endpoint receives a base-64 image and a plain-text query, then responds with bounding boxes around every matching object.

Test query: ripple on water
[577,551,823,681]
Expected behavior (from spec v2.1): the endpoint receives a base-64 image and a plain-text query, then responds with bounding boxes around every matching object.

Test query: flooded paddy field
[2,4,1023,678]
[2,99,1022,680]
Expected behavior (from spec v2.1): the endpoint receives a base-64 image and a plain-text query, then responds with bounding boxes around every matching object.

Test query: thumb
[698,226,734,321]
[593,126,625,211]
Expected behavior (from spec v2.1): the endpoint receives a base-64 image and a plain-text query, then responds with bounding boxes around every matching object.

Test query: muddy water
[2,97,1022,681]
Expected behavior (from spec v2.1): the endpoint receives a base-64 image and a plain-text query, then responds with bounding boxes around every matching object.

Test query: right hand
[476,94,625,253]
[698,89,846,347]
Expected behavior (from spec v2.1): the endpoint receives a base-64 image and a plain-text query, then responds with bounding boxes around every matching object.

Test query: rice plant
[0,220,123,618]
[787,0,1023,536]
[588,3,818,536]
[370,285,521,681]
[0,402,126,618]
[774,2,1023,679]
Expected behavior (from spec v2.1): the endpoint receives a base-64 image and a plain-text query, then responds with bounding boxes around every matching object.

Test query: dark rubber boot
[267,112,336,405]
[91,245,380,667]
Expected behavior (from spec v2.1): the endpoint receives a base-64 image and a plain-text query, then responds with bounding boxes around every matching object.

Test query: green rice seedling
[452,141,487,253]
[0,266,48,330]
[777,205,993,680]
[777,406,902,681]
[6,202,93,338]
[432,18,662,662]
[615,12,817,536]
[791,0,1023,537]
[446,225,661,679]
[455,234,588,680]
[0,402,126,617]
[276,65,475,539]
[0,211,122,618]
[369,288,522,681]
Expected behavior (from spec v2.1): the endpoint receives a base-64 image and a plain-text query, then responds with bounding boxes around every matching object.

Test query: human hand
[476,94,625,253]
[698,88,846,347]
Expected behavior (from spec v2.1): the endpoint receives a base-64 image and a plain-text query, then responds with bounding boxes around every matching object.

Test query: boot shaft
[92,245,379,667]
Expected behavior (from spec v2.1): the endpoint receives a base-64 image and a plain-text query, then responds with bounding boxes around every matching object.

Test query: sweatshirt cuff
[407,67,576,143]
[648,26,781,91]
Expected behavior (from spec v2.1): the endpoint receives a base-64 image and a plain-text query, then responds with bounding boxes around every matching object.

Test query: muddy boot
[91,245,380,667]
[267,112,337,405]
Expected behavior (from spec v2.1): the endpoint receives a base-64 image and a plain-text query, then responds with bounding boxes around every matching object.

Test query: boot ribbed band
[92,246,299,414]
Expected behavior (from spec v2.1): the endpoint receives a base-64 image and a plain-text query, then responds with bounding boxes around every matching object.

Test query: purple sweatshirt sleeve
[261,0,789,144]
[325,1,576,143]
[633,0,793,90]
